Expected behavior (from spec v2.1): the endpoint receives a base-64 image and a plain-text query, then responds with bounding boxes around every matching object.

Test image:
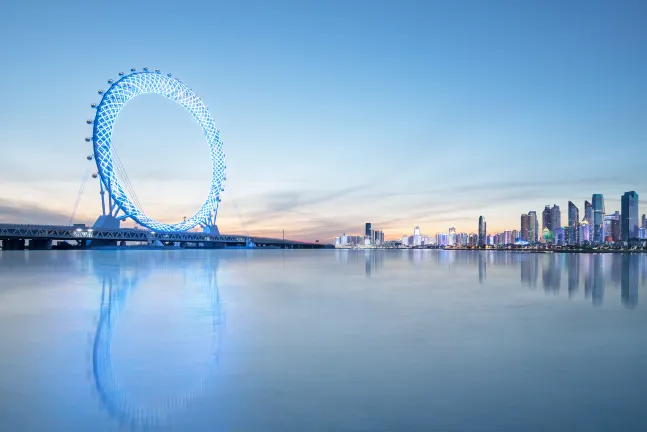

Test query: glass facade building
[568,201,579,245]
[621,191,639,241]
[592,194,605,243]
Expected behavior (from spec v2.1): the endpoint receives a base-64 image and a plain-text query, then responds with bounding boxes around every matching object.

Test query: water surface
[0,250,646,431]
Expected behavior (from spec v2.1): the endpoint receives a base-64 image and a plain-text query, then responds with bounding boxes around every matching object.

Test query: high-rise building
[579,218,591,243]
[542,205,552,231]
[528,211,538,242]
[520,214,529,241]
[584,200,593,223]
[448,227,456,246]
[568,201,579,245]
[551,205,561,232]
[412,226,422,246]
[365,223,372,238]
[478,216,486,247]
[611,218,620,242]
[642,214,647,229]
[592,194,605,243]
[604,211,620,242]
[621,191,639,241]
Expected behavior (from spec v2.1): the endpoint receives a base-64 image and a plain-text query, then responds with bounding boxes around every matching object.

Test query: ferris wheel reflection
[89,251,225,429]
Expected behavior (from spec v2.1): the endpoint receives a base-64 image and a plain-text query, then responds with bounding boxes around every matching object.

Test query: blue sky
[1,0,646,241]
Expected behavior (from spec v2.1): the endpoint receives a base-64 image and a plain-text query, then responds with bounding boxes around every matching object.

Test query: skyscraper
[584,200,593,223]
[621,191,639,241]
[592,194,605,243]
[528,211,538,242]
[412,226,422,246]
[642,214,647,229]
[478,216,486,247]
[551,204,561,232]
[580,218,590,243]
[542,205,551,231]
[568,201,579,245]
[365,222,372,237]
[520,214,529,241]
[604,211,620,242]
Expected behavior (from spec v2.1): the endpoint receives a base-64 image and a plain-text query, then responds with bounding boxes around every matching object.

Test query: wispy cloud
[0,198,69,225]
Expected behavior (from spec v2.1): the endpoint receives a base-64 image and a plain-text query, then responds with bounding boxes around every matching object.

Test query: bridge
[0,224,327,250]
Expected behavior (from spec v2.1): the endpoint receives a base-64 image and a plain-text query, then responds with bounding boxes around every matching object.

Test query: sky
[1,0,646,242]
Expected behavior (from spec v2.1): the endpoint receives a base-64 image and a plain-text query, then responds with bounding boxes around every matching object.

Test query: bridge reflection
[89,251,225,429]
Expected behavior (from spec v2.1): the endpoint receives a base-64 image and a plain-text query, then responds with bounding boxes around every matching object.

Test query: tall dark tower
[520,213,529,241]
[478,216,486,247]
[568,201,580,245]
[365,222,372,237]
[621,191,639,241]
[542,205,552,231]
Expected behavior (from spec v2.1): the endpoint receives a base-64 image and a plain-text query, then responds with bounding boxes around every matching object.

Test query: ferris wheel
[84,68,226,233]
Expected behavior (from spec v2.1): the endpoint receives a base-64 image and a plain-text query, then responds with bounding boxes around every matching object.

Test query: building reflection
[583,254,593,300]
[520,254,539,288]
[567,254,580,298]
[365,250,384,277]
[478,252,486,284]
[621,254,639,309]
[90,251,225,429]
[592,254,604,306]
[542,254,561,294]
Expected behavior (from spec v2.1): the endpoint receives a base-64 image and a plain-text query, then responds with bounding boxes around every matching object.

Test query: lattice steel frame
[91,70,225,232]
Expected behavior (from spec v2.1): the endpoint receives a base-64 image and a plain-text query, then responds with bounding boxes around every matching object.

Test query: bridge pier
[2,239,26,250]
[29,239,52,250]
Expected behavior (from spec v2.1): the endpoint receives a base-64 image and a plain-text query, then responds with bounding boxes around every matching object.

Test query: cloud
[241,183,375,226]
[0,198,70,225]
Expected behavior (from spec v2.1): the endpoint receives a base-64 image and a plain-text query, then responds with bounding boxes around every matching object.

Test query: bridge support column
[2,239,26,250]
[29,239,52,250]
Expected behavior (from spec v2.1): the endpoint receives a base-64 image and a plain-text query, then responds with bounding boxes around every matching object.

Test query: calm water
[1,250,646,432]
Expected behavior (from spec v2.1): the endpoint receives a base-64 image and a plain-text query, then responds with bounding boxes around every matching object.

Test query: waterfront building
[365,223,372,237]
[528,211,538,242]
[412,226,422,246]
[542,228,553,243]
[542,206,552,231]
[642,214,647,229]
[448,227,456,246]
[612,218,620,242]
[478,216,486,246]
[579,219,591,243]
[592,194,605,243]
[554,227,566,246]
[584,200,593,223]
[604,211,620,242]
[520,214,529,241]
[621,191,639,241]
[401,234,409,246]
[568,201,579,245]
[551,205,561,232]
[512,229,519,243]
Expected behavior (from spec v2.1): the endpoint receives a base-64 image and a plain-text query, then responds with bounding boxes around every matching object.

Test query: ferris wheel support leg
[202,204,220,235]
[100,183,107,216]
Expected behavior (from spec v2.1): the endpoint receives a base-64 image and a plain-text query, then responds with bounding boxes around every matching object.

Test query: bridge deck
[0,224,322,247]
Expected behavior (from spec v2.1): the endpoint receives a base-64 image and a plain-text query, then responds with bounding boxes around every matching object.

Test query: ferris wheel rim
[91,71,225,232]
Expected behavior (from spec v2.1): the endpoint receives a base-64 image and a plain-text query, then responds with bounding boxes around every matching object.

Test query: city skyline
[1,2,647,242]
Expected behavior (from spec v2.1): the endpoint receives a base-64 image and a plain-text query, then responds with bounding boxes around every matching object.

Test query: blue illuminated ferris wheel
[86,68,225,233]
